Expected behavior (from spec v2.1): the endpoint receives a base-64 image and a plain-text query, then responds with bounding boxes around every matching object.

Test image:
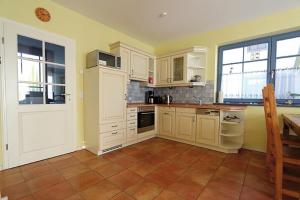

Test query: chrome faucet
[193,96,202,105]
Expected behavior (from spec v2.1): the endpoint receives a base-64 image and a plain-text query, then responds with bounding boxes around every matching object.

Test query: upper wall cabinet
[156,46,207,87]
[110,42,154,82]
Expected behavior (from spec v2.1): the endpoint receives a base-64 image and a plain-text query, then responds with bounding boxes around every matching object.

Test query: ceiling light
[159,12,168,18]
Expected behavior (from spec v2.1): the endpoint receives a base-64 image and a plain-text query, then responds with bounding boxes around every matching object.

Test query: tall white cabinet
[84,66,127,155]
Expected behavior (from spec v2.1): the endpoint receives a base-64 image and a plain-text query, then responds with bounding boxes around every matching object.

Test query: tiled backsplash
[127,80,215,104]
[127,81,154,103]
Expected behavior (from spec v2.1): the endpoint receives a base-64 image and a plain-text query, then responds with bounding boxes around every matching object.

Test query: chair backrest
[262,84,283,160]
[262,84,283,200]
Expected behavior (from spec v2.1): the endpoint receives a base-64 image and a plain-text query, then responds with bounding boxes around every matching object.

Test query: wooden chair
[262,84,300,200]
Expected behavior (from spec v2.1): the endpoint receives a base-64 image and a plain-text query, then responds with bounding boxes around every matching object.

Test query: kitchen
[1,0,300,200]
[84,43,246,155]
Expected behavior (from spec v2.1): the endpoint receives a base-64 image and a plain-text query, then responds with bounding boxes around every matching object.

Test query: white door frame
[0,18,77,169]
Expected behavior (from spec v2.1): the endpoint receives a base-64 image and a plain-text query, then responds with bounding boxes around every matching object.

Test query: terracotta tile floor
[0,138,275,200]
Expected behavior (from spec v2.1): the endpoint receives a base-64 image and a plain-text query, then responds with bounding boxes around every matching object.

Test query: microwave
[86,50,121,69]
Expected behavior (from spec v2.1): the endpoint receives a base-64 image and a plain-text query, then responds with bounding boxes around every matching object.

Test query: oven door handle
[139,112,155,115]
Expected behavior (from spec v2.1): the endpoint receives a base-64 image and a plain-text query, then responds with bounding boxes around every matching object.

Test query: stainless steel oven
[137,106,155,133]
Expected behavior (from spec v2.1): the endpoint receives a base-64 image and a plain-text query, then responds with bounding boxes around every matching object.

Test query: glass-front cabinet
[171,54,187,84]
[156,47,207,87]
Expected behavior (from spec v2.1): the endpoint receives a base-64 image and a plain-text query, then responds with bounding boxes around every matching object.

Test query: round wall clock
[35,7,51,22]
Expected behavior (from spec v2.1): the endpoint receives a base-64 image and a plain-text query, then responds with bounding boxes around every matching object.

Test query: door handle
[62,93,71,101]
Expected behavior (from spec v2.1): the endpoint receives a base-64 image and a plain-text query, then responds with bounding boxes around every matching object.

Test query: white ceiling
[52,0,300,45]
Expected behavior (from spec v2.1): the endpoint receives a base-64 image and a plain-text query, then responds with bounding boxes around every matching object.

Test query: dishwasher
[196,109,220,145]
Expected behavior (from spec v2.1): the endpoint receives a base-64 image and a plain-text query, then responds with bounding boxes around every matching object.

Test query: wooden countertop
[127,103,246,110]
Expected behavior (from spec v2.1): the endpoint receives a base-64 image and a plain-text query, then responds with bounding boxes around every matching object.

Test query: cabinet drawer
[176,108,197,114]
[158,106,175,112]
[127,107,137,113]
[100,129,125,146]
[127,120,137,128]
[100,122,126,133]
[127,113,137,121]
[127,127,138,141]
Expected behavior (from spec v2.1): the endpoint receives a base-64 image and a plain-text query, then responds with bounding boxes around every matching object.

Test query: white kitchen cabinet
[158,108,175,137]
[155,46,207,87]
[175,111,196,142]
[196,114,219,145]
[110,42,153,82]
[126,107,138,144]
[84,66,127,155]
[130,51,149,81]
[156,57,170,86]
[171,54,187,84]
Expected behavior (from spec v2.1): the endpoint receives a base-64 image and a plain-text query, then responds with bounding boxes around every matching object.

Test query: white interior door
[3,20,76,168]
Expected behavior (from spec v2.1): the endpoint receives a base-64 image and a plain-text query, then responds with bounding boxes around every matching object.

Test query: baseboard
[242,145,266,153]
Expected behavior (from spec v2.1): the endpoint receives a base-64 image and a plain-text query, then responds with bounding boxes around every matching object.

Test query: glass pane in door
[18,83,43,104]
[173,57,184,81]
[45,42,65,64]
[45,64,65,84]
[46,85,65,104]
[17,35,43,60]
[18,59,43,82]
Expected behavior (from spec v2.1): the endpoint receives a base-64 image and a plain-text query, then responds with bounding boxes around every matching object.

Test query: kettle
[163,94,173,104]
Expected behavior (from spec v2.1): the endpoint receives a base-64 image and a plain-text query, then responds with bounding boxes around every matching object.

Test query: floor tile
[71,150,97,162]
[68,171,104,191]
[103,150,127,161]
[129,161,158,177]
[20,160,49,172]
[129,150,153,161]
[197,187,236,200]
[33,182,76,200]
[83,157,110,169]
[47,154,73,163]
[108,170,143,190]
[112,155,139,169]
[61,164,90,179]
[81,180,121,200]
[18,195,36,200]
[65,194,84,200]
[244,173,274,196]
[0,172,25,189]
[145,168,179,188]
[213,166,245,184]
[204,178,243,199]
[221,157,248,173]
[94,163,125,178]
[180,167,214,186]
[50,157,80,170]
[156,160,187,176]
[154,190,183,200]
[26,172,65,192]
[22,164,55,180]
[0,167,20,177]
[168,178,204,200]
[126,180,163,200]
[1,182,31,200]
[111,192,135,200]
[240,186,273,200]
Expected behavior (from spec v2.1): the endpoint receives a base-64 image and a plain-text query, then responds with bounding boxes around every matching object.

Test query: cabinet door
[175,113,196,142]
[158,110,175,137]
[130,51,148,81]
[171,54,187,84]
[196,115,219,145]
[120,47,131,74]
[156,57,170,85]
[99,68,127,124]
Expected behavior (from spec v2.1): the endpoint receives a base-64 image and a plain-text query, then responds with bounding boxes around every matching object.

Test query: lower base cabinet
[196,114,219,145]
[158,108,175,137]
[175,112,196,142]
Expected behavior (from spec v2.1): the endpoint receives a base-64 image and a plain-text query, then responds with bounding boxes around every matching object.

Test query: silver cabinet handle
[164,112,169,115]
[112,131,118,135]
[111,125,118,128]
[130,128,135,131]
[130,122,135,125]
[130,115,135,117]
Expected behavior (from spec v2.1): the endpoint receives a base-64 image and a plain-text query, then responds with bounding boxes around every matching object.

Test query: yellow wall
[155,7,300,152]
[0,0,154,168]
[1,0,300,168]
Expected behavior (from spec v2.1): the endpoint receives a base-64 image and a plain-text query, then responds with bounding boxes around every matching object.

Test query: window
[18,35,66,104]
[217,30,300,104]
